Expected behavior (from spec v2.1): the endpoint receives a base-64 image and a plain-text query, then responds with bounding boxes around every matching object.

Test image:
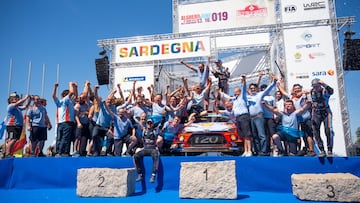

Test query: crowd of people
[3,58,335,181]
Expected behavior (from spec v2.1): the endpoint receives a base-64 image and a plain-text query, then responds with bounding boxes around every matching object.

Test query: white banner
[114,37,210,63]
[177,0,276,33]
[280,0,330,23]
[215,33,270,49]
[283,26,346,156]
[113,66,154,100]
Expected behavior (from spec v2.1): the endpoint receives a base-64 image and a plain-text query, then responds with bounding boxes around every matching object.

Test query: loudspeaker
[343,39,360,71]
[95,56,109,85]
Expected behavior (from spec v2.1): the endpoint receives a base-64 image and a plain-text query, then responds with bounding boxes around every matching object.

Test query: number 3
[326,185,335,198]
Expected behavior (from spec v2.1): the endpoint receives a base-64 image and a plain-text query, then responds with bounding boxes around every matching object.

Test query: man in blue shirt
[247,74,277,156]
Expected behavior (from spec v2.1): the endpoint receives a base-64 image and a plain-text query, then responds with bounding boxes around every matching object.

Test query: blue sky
[0,0,359,149]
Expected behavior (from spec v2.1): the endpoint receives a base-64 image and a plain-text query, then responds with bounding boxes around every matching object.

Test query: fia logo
[284,5,297,13]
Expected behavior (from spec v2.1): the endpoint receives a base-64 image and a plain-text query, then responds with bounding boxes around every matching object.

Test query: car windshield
[195,114,233,123]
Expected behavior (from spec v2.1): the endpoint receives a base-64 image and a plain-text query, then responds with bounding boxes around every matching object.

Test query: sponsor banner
[283,26,346,156]
[115,37,210,63]
[215,33,270,49]
[113,66,154,100]
[280,0,330,23]
[177,0,275,33]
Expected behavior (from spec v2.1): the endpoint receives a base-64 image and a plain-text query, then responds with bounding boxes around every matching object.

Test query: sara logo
[312,69,335,77]
[284,5,296,13]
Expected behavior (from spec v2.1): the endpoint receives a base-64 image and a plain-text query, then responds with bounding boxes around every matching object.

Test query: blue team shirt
[27,105,48,127]
[247,81,276,116]
[113,115,133,139]
[6,104,24,126]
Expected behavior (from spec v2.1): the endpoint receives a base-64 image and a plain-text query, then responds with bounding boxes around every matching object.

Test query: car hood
[183,122,233,132]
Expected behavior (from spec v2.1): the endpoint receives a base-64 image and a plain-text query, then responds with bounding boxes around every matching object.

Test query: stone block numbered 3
[292,173,360,202]
[77,168,136,197]
[179,160,237,199]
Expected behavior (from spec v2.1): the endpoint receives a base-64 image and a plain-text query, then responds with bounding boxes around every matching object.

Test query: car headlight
[179,135,184,142]
[230,134,237,141]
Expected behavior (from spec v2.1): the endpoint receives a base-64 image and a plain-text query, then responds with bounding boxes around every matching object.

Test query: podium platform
[1,156,359,203]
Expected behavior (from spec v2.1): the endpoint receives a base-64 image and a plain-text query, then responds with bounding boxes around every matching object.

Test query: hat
[215,59,222,63]
[260,84,268,90]
[146,118,153,123]
[9,92,19,98]
[311,78,321,86]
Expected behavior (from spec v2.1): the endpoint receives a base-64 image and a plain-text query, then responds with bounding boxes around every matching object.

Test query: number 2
[98,175,105,187]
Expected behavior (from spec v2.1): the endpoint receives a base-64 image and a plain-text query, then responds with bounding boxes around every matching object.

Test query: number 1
[203,169,208,181]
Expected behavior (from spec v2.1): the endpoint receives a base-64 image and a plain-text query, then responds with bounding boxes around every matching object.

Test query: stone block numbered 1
[77,168,136,197]
[179,160,237,199]
[291,173,360,202]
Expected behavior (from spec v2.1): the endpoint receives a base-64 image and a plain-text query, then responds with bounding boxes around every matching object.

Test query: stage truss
[97,0,355,155]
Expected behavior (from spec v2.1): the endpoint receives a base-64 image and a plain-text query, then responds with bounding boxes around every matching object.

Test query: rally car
[170,113,244,156]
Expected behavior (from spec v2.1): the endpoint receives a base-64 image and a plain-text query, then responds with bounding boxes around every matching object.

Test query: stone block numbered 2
[179,160,237,199]
[291,173,360,202]
[77,168,136,197]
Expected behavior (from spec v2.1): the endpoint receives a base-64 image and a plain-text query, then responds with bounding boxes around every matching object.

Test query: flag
[11,114,27,157]
[0,120,5,140]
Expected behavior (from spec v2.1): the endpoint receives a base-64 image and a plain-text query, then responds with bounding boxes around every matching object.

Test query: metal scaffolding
[97,0,356,153]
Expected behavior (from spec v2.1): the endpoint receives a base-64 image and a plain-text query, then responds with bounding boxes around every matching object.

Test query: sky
[0,0,359,151]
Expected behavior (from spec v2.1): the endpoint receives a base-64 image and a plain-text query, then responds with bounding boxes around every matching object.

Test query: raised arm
[182,77,192,97]
[295,100,312,115]
[204,77,212,94]
[82,81,90,98]
[107,88,117,101]
[132,80,137,102]
[69,82,76,99]
[104,89,117,118]
[276,80,289,99]
[52,83,59,101]
[104,99,115,119]
[93,85,101,105]
[255,71,264,87]
[180,60,196,72]
[18,94,31,110]
[116,83,125,101]
[148,84,155,102]
[261,100,282,116]
[319,80,334,95]
[70,82,78,99]
[125,88,134,104]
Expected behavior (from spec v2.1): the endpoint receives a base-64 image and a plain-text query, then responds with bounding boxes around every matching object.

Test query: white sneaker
[71,151,80,157]
[244,151,253,157]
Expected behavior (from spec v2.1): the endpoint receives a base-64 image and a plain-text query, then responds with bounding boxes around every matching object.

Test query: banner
[280,0,330,23]
[177,0,276,33]
[283,26,346,156]
[115,37,210,63]
[113,66,155,100]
